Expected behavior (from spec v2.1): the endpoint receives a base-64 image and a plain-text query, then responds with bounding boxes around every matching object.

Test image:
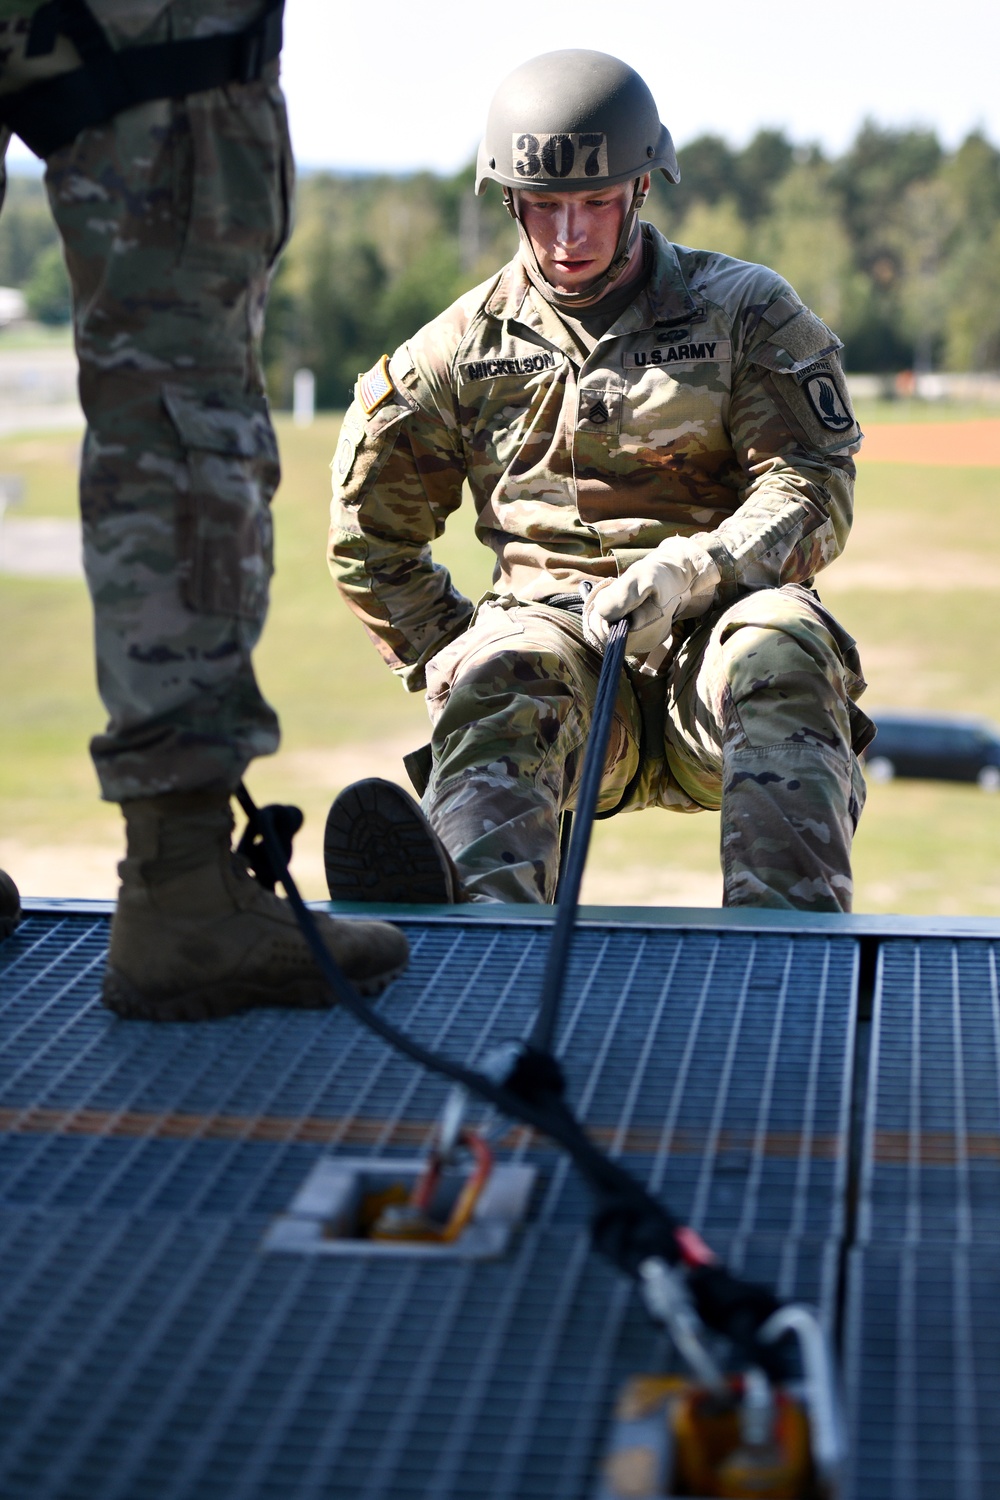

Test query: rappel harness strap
[0,0,284,159]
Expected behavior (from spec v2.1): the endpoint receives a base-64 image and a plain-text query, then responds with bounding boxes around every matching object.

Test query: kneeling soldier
[326,49,873,913]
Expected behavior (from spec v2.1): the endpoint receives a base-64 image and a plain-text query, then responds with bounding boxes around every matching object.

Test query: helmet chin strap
[505,181,646,313]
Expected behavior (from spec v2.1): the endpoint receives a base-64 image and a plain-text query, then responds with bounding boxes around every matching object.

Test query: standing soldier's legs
[6,54,408,1009]
[46,80,284,799]
[665,587,868,912]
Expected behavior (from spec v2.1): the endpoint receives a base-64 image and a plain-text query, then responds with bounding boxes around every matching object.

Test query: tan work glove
[581,535,721,666]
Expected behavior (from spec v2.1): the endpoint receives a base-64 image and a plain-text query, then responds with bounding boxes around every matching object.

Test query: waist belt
[0,0,284,158]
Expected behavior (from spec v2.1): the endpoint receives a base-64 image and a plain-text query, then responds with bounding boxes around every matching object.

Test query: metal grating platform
[0,916,857,1243]
[840,937,1000,1500]
[2,911,1000,1497]
[844,1245,999,1500]
[0,1211,837,1500]
[859,938,1000,1245]
[0,912,852,1500]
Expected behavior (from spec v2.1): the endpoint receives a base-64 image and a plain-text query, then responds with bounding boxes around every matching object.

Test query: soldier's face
[514,179,644,292]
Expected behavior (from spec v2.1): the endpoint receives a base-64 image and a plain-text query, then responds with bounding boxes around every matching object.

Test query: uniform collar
[483,225,704,352]
[483,258,581,362]
[605,226,704,333]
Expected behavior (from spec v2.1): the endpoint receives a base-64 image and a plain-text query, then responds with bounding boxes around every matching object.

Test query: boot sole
[100,956,408,1023]
[0,869,21,940]
[324,778,456,905]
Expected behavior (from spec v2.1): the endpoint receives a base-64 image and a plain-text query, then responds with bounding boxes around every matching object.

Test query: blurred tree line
[2,121,999,404]
[0,176,72,322]
[261,122,1000,408]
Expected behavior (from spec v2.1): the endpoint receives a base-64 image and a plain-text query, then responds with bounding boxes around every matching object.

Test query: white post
[0,473,24,573]
[293,368,316,428]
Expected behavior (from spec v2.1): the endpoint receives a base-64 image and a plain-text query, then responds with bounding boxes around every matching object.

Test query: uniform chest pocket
[476,374,564,468]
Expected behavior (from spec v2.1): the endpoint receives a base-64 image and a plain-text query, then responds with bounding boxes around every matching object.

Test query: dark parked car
[863,711,1000,790]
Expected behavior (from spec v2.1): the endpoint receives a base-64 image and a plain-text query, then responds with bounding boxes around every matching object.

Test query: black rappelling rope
[236,777,678,1233]
[235,616,789,1369]
[530,616,629,1053]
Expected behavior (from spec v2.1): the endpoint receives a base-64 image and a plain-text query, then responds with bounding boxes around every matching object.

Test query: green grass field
[1,410,999,912]
[0,324,73,352]
[851,398,1000,425]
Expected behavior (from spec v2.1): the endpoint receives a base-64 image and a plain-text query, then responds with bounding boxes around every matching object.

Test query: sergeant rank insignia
[358,354,395,415]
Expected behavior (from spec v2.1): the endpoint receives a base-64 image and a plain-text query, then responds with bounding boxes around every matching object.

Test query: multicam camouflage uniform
[329,226,872,911]
[0,0,288,800]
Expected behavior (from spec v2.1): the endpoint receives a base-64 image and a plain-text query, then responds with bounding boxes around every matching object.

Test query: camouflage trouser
[0,1,290,800]
[422,587,868,910]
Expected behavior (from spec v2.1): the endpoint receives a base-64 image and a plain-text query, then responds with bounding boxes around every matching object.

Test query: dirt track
[858,419,1000,466]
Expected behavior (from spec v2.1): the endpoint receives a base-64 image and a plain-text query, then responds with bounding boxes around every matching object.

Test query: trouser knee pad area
[720,623,853,757]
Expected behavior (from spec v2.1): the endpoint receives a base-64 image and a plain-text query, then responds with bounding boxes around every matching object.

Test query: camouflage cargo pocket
[423,599,528,725]
[164,385,278,621]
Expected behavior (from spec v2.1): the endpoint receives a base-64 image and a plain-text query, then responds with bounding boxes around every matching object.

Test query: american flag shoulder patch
[358,354,395,416]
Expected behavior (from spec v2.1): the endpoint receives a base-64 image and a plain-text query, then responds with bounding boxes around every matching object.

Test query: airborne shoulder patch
[803,371,854,432]
[765,359,861,452]
[358,354,395,416]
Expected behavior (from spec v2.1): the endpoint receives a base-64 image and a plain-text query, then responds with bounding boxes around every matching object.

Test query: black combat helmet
[475,49,679,196]
[474,50,678,310]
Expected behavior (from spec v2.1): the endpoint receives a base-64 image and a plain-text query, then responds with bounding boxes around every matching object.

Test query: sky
[286,0,998,171]
[5,0,1000,173]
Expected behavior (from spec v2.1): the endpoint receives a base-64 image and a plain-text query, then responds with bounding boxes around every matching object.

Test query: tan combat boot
[101,790,410,1021]
[0,868,21,939]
